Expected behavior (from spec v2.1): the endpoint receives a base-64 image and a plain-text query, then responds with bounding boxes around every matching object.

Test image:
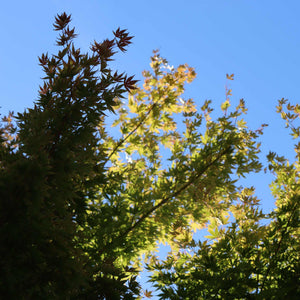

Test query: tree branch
[105,101,158,164]
[123,144,233,237]
[97,144,232,259]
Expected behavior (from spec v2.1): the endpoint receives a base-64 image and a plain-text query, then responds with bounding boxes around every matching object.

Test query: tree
[1,13,299,300]
[103,54,299,299]
[0,13,138,299]
[146,104,300,299]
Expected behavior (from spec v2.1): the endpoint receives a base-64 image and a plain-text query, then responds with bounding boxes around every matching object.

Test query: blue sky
[1,0,299,297]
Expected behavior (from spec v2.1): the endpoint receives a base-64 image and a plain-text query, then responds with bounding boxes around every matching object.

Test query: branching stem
[123,145,232,237]
[105,101,158,164]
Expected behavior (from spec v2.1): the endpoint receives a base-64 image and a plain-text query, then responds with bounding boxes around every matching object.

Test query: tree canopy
[0,13,299,299]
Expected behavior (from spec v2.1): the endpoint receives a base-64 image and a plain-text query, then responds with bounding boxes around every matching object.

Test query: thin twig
[105,101,158,164]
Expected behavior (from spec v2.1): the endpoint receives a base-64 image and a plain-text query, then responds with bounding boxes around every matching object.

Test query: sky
[1,0,299,297]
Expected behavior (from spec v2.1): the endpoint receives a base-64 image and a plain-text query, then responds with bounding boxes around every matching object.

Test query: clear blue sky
[1,0,299,297]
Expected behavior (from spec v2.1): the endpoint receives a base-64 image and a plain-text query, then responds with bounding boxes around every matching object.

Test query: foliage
[0,13,299,299]
[102,51,262,262]
[147,100,300,299]
[0,13,138,299]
